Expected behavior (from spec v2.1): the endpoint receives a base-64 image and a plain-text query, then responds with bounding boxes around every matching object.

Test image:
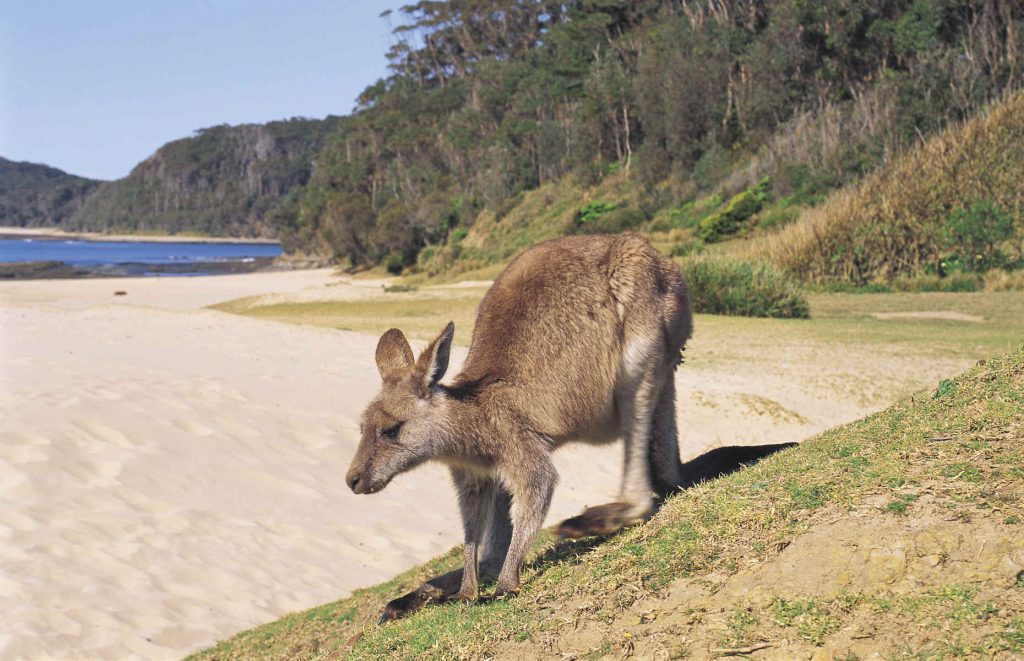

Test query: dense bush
[698,178,770,242]
[72,119,341,237]
[570,201,645,235]
[938,199,1016,274]
[677,255,810,319]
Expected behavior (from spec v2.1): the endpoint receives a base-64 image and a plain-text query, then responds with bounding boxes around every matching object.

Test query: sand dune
[0,270,970,659]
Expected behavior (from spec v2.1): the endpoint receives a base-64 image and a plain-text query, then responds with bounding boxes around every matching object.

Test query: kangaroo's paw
[378,583,446,624]
[556,501,644,538]
[478,587,519,604]
[455,588,479,604]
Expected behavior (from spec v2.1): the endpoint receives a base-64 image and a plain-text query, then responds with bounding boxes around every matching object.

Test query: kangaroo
[346,232,778,622]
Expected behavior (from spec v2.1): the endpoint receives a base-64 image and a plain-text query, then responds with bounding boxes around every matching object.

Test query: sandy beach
[0,270,975,659]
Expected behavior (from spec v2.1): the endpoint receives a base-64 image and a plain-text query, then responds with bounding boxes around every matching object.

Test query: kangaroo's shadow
[674,442,798,489]
[528,442,797,570]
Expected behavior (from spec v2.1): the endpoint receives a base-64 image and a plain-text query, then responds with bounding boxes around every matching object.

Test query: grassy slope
[190,309,1024,659]
[405,91,1024,295]
[745,91,1024,284]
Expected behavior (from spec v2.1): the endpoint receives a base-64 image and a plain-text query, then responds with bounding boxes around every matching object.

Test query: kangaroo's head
[345,322,455,495]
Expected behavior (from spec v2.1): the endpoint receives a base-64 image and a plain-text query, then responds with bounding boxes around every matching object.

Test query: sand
[0,270,973,659]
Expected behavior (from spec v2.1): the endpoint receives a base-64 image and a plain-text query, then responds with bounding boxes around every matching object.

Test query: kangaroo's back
[454,233,691,438]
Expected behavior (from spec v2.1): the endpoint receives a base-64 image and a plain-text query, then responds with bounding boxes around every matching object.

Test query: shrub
[383,283,418,293]
[383,252,405,275]
[663,195,721,231]
[698,178,770,242]
[677,255,809,318]
[756,205,802,230]
[571,202,645,234]
[575,200,616,224]
[669,235,703,257]
[938,199,1015,274]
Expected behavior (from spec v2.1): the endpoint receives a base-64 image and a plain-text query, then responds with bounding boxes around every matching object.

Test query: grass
[190,345,1024,659]
[770,597,840,645]
[212,287,1024,368]
[796,291,1024,357]
[747,91,1024,284]
[416,173,641,278]
[209,288,487,346]
[884,493,919,515]
[721,606,760,647]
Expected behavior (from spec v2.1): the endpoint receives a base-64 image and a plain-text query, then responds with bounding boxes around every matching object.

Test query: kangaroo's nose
[347,474,360,492]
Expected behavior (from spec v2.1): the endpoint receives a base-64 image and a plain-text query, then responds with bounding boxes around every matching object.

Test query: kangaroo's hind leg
[557,347,664,538]
[648,375,683,498]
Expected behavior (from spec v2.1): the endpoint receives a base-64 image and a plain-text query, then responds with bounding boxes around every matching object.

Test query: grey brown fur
[346,232,693,619]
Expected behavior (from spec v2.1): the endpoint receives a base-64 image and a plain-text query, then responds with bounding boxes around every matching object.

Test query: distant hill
[0,158,101,228]
[67,117,342,238]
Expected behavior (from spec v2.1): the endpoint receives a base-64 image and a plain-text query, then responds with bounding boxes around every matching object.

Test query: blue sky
[1,1,406,180]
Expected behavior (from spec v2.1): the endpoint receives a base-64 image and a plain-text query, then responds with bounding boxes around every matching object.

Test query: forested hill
[0,158,101,228]
[65,117,343,238]
[7,1,1021,253]
[281,0,1023,269]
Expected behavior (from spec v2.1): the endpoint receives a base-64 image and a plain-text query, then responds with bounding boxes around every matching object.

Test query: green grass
[190,346,1024,660]
[884,493,919,515]
[770,597,840,645]
[720,606,760,647]
[795,291,1024,357]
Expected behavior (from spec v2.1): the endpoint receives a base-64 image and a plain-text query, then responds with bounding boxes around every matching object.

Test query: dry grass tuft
[984,268,1024,292]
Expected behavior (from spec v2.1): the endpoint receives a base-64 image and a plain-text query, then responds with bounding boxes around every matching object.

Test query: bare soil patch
[872,310,986,323]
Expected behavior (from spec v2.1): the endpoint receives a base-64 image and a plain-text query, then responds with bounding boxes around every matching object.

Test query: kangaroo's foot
[455,587,479,603]
[556,501,649,538]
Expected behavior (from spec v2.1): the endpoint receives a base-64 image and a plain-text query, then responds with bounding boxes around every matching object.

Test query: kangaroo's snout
[346,460,372,494]
[347,465,388,494]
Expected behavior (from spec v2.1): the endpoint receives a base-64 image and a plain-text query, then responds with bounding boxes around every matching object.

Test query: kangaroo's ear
[414,321,455,394]
[376,328,414,381]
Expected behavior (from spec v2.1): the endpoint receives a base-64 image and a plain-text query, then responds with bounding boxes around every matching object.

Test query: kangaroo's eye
[380,423,402,440]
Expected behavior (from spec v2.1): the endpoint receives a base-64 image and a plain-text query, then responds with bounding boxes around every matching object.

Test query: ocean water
[0,237,281,276]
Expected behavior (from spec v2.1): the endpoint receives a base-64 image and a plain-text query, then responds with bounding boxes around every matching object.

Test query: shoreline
[0,226,279,245]
[0,257,281,280]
